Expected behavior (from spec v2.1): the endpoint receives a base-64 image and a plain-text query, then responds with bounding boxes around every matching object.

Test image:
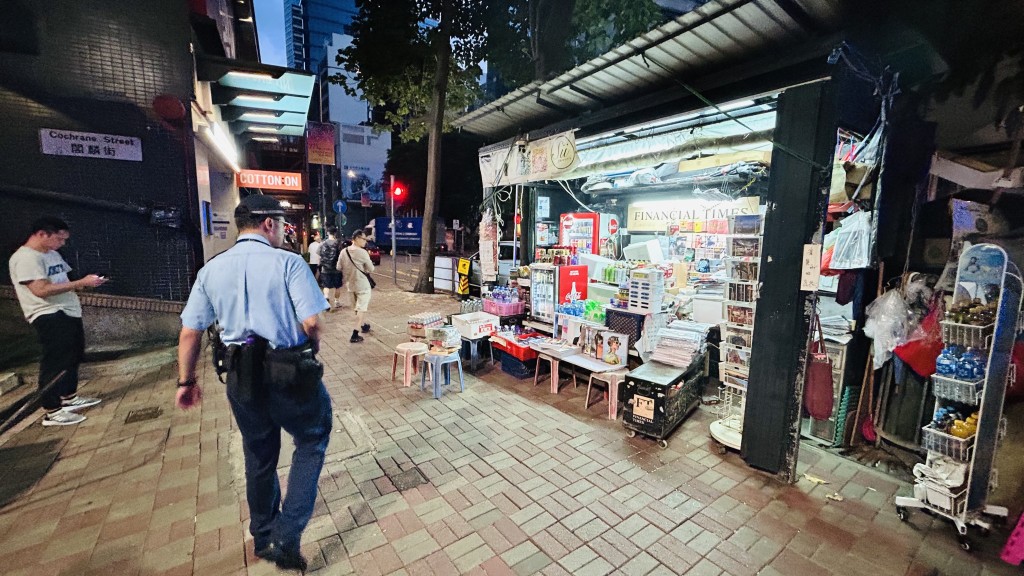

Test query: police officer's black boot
[350,329,364,343]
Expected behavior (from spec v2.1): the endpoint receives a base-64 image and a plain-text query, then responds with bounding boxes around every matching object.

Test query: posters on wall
[306,121,336,165]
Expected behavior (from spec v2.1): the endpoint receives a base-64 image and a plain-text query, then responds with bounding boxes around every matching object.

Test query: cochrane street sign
[40,128,143,161]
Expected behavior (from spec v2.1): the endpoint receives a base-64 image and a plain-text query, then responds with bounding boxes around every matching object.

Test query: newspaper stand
[894,244,1021,551]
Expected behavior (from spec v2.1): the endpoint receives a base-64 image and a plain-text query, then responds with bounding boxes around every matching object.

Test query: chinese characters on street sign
[39,129,142,161]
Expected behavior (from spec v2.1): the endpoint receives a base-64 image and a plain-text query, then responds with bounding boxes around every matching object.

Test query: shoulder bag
[346,248,376,289]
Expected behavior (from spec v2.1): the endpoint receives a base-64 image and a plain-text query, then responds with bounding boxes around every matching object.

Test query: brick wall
[0,0,200,301]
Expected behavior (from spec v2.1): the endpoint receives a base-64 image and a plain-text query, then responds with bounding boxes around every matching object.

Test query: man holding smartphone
[9,217,108,426]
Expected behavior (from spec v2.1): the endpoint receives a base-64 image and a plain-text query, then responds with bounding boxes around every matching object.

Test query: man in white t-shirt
[9,217,108,426]
[307,230,322,281]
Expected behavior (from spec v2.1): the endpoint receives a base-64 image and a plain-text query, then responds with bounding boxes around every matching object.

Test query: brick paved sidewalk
[0,267,1018,575]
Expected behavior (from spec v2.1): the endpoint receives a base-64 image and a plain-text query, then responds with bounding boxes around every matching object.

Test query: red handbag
[804,314,835,420]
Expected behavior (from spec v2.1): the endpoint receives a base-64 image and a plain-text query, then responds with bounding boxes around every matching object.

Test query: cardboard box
[451,312,500,339]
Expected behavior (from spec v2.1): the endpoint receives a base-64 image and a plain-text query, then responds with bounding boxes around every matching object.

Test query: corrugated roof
[453,0,843,141]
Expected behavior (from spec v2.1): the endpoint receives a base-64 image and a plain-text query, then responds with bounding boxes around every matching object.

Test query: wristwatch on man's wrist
[177,376,198,388]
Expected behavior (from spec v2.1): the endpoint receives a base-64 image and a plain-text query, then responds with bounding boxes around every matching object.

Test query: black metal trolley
[622,354,706,448]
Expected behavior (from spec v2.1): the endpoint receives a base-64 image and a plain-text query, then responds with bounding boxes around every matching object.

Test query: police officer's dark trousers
[226,374,332,553]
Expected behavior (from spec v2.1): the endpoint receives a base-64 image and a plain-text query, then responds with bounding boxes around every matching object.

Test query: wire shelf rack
[940,321,994,350]
[931,374,983,405]
[921,425,975,462]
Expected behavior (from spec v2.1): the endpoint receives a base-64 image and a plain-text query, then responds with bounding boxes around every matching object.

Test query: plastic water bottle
[935,346,958,376]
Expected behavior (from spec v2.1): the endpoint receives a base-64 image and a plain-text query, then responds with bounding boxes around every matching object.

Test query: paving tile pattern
[0,269,1019,575]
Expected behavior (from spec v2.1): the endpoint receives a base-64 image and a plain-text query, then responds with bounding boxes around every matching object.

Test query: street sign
[457,275,470,295]
[333,199,347,214]
[453,219,460,230]
[457,258,471,275]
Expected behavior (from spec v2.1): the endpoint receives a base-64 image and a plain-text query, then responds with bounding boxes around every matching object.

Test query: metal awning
[454,0,843,142]
[197,54,315,138]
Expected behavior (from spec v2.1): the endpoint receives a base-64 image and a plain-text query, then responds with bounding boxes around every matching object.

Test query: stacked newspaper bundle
[650,321,713,368]
[820,315,853,344]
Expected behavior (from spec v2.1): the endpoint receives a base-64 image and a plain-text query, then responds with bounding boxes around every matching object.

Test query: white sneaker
[42,409,86,426]
[61,395,101,412]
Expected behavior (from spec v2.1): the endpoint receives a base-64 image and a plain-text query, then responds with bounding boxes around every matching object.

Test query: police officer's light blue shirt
[181,234,329,348]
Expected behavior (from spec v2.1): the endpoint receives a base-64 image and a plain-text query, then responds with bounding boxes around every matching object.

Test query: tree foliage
[332,0,488,143]
[570,0,663,65]
[485,0,665,84]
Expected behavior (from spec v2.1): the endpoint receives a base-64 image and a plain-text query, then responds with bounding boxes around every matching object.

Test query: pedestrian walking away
[176,194,331,572]
[8,217,107,426]
[306,230,322,281]
[318,227,343,310]
[337,229,375,343]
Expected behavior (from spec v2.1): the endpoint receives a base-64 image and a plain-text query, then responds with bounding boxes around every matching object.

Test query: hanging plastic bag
[893,294,943,377]
[863,289,910,370]
[830,210,872,270]
[819,227,841,276]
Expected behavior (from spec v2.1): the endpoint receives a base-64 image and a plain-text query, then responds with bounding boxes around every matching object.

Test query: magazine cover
[598,330,629,366]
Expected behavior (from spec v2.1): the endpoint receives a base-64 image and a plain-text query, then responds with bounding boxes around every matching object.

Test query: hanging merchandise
[478,208,499,281]
[863,289,910,369]
[893,294,944,377]
[830,210,873,270]
[804,314,835,420]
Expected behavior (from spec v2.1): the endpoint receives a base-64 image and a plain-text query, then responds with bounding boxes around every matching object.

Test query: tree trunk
[532,0,575,79]
[412,0,454,293]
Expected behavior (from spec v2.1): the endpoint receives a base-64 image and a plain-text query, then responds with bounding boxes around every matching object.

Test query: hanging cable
[556,179,594,212]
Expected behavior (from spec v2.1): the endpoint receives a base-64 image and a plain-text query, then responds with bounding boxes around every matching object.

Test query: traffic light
[391,182,405,204]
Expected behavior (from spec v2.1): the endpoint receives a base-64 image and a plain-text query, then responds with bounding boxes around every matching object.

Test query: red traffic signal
[392,184,404,197]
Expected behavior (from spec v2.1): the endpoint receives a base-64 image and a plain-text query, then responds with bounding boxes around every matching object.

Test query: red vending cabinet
[559,213,619,258]
[530,264,589,325]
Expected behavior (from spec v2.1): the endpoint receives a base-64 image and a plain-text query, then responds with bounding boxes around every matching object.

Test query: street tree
[486,0,664,84]
[333,0,487,293]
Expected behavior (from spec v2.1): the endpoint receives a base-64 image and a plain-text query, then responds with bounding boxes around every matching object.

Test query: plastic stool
[461,336,491,372]
[1002,510,1024,565]
[420,350,464,399]
[392,342,429,387]
[587,369,628,420]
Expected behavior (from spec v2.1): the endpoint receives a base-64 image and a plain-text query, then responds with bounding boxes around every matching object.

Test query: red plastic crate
[490,337,538,361]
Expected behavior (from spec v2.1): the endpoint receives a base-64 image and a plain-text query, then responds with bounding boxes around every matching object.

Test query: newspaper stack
[650,321,713,368]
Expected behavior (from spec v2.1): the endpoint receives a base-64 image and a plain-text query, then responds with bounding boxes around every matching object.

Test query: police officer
[176,195,331,571]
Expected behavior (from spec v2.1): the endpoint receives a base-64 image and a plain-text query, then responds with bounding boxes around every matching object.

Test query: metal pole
[318,73,327,236]
[390,174,397,285]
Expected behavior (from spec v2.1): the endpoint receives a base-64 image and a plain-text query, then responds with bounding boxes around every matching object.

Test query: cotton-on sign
[236,170,303,191]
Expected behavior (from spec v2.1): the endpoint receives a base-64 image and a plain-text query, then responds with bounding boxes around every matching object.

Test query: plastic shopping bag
[830,210,872,270]
[863,289,910,370]
[893,295,943,377]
